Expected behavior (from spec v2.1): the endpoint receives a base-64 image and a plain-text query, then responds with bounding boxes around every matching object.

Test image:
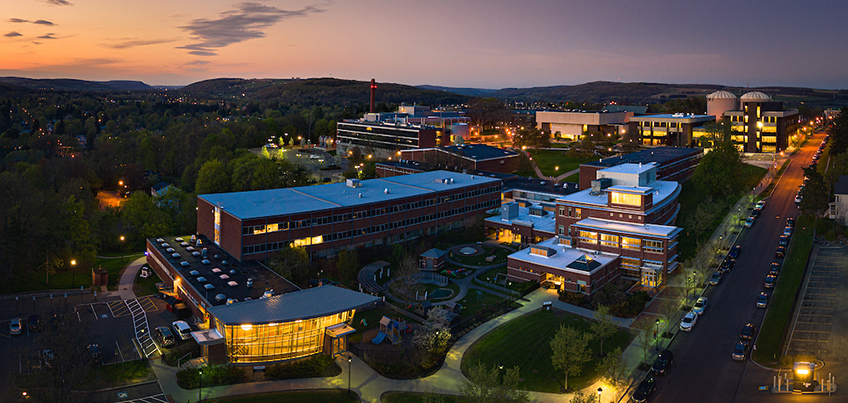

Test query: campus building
[536,110,630,140]
[631,114,715,147]
[146,235,380,366]
[398,144,520,174]
[196,171,502,261]
[489,163,682,295]
[704,90,799,153]
[336,105,470,159]
[578,146,702,190]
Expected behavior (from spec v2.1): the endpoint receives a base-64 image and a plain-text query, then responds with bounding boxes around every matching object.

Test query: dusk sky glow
[3,0,847,88]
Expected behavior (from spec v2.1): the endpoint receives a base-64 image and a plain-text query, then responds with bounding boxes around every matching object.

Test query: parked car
[786,217,795,228]
[719,258,735,273]
[172,320,193,341]
[764,274,777,289]
[740,323,757,342]
[732,341,750,361]
[651,350,674,375]
[775,246,786,258]
[755,200,766,210]
[769,262,781,276]
[783,226,793,236]
[27,315,40,332]
[709,272,722,286]
[155,326,176,347]
[10,318,22,335]
[751,208,761,218]
[41,349,55,369]
[795,194,803,204]
[88,343,102,364]
[778,235,789,247]
[679,311,698,332]
[631,375,657,403]
[693,297,708,315]
[757,292,769,308]
[744,217,755,228]
[728,245,741,259]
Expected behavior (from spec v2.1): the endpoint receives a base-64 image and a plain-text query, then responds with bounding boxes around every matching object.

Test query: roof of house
[421,248,447,259]
[152,181,171,192]
[199,170,501,220]
[835,175,848,195]
[207,285,380,325]
[582,147,702,168]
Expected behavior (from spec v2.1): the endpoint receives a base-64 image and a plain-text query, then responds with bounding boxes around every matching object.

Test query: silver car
[693,297,708,315]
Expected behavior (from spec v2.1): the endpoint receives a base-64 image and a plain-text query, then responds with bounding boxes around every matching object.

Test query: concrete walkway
[113,256,146,301]
[152,287,646,403]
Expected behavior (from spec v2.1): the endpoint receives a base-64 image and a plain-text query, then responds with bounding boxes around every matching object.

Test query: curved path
[151,287,640,403]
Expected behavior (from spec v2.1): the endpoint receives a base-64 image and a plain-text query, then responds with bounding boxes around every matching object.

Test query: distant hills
[0,77,152,91]
[420,81,848,107]
[1,76,846,108]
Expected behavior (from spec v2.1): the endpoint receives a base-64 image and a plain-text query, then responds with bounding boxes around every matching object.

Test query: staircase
[126,298,160,358]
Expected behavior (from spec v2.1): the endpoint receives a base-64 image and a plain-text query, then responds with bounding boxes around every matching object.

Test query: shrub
[265,355,336,380]
[162,342,201,367]
[176,365,246,390]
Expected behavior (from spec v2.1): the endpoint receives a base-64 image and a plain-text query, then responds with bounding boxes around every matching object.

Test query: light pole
[198,368,202,403]
[347,355,352,395]
[597,387,603,402]
[498,362,504,384]
[655,319,660,351]
[70,259,76,288]
[120,236,125,264]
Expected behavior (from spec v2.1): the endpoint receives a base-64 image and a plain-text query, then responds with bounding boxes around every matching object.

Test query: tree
[658,290,683,336]
[413,306,452,354]
[513,127,550,150]
[592,305,617,357]
[460,362,530,403]
[550,325,591,391]
[634,319,655,367]
[799,165,829,217]
[569,391,598,403]
[691,140,741,197]
[267,246,309,281]
[30,313,100,403]
[195,159,231,194]
[388,255,419,303]
[336,249,360,280]
[683,196,720,246]
[595,346,628,398]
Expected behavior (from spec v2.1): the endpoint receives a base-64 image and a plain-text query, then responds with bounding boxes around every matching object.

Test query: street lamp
[655,318,660,351]
[597,387,603,402]
[120,236,125,263]
[70,259,76,287]
[347,355,352,395]
[198,368,202,403]
[498,362,504,383]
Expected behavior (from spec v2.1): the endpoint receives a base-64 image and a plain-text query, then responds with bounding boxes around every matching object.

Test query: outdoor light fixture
[797,368,809,376]
[240,324,253,331]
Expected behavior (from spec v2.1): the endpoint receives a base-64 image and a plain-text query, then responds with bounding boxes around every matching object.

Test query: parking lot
[786,246,848,360]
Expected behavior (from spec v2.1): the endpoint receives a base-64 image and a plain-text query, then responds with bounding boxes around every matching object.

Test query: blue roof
[199,170,501,220]
[440,144,518,161]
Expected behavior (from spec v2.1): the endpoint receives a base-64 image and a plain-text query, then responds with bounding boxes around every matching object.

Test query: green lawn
[677,164,767,260]
[462,309,633,393]
[457,288,512,317]
[562,173,579,183]
[96,359,154,387]
[133,267,164,297]
[0,253,143,294]
[753,215,815,364]
[525,149,597,178]
[349,307,418,343]
[207,390,359,403]
[383,392,463,403]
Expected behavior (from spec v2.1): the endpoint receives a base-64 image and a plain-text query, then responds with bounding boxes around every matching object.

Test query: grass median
[753,215,815,364]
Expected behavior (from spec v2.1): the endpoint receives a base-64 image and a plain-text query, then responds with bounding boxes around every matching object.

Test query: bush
[162,342,201,367]
[265,355,338,380]
[176,365,246,389]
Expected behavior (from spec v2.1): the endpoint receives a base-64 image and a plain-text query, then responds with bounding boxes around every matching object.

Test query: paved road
[652,134,822,403]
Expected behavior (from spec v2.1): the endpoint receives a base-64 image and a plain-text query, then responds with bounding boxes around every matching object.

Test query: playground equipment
[371,316,407,345]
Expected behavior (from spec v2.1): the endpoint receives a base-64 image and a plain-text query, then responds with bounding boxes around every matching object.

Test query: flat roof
[376,161,518,181]
[148,235,299,306]
[503,177,580,197]
[598,162,656,176]
[484,205,557,235]
[559,180,679,208]
[440,144,518,161]
[508,237,617,274]
[199,170,501,220]
[630,114,714,122]
[583,147,702,168]
[207,285,380,325]
[573,217,682,238]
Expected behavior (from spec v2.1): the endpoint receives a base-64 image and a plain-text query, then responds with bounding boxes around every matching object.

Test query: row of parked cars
[153,320,194,348]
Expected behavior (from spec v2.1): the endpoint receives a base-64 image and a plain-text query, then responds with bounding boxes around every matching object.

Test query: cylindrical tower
[706,90,738,122]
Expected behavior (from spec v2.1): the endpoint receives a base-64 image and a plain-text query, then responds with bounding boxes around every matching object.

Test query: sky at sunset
[2,0,847,89]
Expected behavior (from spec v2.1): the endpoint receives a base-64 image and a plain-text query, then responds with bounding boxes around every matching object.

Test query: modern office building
[631,114,715,147]
[146,235,380,366]
[578,146,702,190]
[722,91,799,153]
[196,171,502,261]
[491,163,682,294]
[398,144,519,174]
[536,110,630,140]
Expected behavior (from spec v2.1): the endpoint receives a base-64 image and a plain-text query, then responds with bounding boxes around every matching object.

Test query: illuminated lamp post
[348,355,352,395]
[597,387,603,402]
[70,259,76,288]
[120,236,126,264]
[655,318,660,351]
[198,368,203,403]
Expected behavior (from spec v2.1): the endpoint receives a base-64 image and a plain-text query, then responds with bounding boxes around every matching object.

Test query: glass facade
[217,310,354,364]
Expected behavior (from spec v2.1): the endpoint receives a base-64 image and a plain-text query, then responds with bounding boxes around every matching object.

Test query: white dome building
[740,91,773,102]
[706,90,738,122]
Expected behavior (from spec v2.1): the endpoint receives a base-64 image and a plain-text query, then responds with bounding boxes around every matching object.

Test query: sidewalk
[153,287,644,403]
